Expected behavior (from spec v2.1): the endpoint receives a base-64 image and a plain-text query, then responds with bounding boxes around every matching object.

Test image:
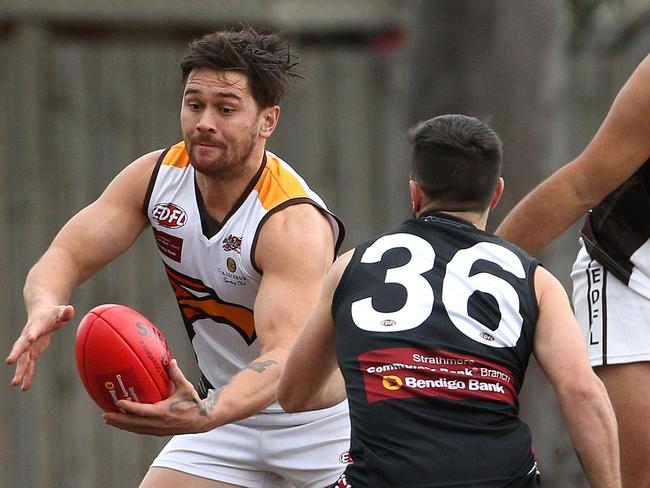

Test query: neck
[195,145,266,221]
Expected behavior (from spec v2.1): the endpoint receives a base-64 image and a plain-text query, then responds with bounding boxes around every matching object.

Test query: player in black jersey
[278,114,620,487]
[497,54,650,487]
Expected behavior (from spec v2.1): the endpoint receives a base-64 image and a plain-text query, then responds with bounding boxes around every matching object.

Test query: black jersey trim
[418,210,477,230]
[142,149,168,217]
[525,260,542,330]
[602,266,609,365]
[331,245,365,324]
[580,230,632,286]
[249,198,343,274]
[195,153,268,239]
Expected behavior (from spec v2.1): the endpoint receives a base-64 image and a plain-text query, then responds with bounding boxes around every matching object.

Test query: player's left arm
[209,203,339,420]
[278,250,353,412]
[496,53,650,254]
[104,203,338,435]
[533,267,621,488]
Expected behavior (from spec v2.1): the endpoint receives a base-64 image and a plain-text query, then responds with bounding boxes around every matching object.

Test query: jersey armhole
[331,246,364,325]
[141,148,168,216]
[250,198,343,275]
[527,260,543,326]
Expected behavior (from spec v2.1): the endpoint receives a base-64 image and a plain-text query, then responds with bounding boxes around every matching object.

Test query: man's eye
[186,102,201,110]
[220,107,234,114]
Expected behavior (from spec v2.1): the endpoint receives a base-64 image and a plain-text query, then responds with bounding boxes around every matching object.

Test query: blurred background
[1,0,648,486]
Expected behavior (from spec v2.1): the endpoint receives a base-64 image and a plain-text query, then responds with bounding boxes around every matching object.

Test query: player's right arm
[6,150,163,391]
[532,267,620,488]
[496,54,650,254]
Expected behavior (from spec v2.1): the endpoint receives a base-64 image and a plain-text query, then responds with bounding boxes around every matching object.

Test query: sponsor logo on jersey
[222,234,242,253]
[217,261,248,287]
[152,202,188,228]
[382,375,403,390]
[480,331,495,341]
[153,228,183,262]
[359,347,517,405]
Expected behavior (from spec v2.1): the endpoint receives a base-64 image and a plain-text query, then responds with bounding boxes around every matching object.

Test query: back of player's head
[180,24,302,109]
[408,114,502,212]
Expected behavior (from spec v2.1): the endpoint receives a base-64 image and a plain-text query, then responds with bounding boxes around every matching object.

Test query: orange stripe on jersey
[164,264,257,345]
[255,153,310,210]
[162,141,191,168]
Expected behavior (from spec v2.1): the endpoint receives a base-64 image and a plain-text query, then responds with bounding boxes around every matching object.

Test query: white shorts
[572,242,650,367]
[151,400,350,488]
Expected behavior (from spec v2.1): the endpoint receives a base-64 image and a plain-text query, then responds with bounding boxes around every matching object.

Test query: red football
[75,304,174,412]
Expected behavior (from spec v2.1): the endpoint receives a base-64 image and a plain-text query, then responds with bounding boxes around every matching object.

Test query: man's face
[180,68,263,178]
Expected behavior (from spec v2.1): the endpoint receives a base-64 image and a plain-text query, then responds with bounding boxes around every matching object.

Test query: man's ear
[409,179,422,216]
[259,105,280,139]
[490,177,505,209]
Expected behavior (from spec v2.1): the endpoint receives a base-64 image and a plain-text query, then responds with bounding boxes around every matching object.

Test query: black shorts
[506,466,542,488]
[326,469,541,487]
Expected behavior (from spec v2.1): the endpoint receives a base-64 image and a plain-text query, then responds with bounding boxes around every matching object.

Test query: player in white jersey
[7,26,350,487]
[497,54,650,487]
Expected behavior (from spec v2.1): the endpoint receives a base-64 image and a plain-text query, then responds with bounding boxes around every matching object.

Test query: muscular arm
[209,204,337,424]
[278,251,352,413]
[104,203,339,434]
[496,54,650,254]
[7,150,161,389]
[533,267,620,487]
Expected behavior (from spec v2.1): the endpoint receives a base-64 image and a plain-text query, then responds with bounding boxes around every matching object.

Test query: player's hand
[103,359,218,436]
[6,305,75,390]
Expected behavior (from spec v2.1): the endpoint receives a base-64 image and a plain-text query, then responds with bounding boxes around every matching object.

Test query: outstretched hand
[103,359,218,437]
[7,304,75,390]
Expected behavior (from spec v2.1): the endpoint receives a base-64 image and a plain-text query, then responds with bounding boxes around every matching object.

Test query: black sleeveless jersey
[332,212,541,487]
[581,159,650,298]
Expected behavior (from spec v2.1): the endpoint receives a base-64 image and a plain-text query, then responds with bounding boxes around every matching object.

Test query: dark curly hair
[181,25,302,108]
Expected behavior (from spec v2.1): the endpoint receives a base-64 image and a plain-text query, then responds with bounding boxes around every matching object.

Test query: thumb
[168,359,188,386]
[57,305,75,322]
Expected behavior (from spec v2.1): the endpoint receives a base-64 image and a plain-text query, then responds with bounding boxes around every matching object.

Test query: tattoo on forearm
[245,359,278,373]
[169,396,199,412]
[168,390,220,417]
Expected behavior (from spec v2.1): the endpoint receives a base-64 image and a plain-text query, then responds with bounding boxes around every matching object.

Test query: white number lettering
[350,235,526,347]
[351,234,435,332]
[443,243,525,347]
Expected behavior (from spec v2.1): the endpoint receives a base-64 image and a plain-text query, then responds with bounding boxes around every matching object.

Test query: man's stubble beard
[190,127,260,180]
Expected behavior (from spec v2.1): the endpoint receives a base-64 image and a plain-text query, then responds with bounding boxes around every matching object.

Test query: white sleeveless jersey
[145,141,344,412]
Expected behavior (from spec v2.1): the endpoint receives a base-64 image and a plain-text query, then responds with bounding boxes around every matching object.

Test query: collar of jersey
[417,211,476,230]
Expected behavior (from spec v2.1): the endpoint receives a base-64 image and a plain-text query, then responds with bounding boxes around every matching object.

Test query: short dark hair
[180,25,302,108]
[407,114,502,212]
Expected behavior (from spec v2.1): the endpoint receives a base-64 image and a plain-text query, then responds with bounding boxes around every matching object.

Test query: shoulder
[116,149,165,180]
[533,265,565,304]
[255,203,336,272]
[331,249,355,278]
[260,203,334,246]
[629,53,650,84]
[103,149,165,199]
